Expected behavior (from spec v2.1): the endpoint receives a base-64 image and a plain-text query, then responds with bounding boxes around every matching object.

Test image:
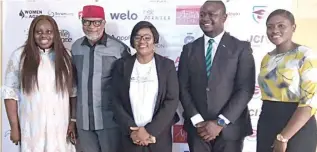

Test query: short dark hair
[204,0,226,14]
[266,9,295,25]
[130,21,159,48]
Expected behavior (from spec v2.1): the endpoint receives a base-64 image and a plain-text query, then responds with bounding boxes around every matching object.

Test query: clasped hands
[130,127,156,146]
[196,120,223,142]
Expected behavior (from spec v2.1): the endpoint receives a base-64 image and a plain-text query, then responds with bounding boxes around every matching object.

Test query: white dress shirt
[129,58,159,127]
[190,31,231,127]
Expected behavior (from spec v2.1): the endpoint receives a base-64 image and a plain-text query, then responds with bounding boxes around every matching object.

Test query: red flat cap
[82,5,105,19]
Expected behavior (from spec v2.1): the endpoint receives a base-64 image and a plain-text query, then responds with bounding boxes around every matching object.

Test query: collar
[38,47,53,54]
[81,32,108,47]
[204,30,225,46]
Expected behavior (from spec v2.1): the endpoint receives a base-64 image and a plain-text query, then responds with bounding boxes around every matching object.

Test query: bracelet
[276,134,288,143]
[149,135,156,143]
[70,118,76,122]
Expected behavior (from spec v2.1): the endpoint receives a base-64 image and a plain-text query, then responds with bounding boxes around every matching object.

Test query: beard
[85,32,103,41]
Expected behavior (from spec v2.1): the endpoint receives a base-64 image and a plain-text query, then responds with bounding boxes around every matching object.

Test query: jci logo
[252,6,267,23]
[248,35,270,47]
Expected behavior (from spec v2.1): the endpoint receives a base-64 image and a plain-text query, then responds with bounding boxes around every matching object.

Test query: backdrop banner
[1,0,292,151]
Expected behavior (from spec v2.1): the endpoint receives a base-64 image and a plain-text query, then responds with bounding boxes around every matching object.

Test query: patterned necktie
[206,39,214,77]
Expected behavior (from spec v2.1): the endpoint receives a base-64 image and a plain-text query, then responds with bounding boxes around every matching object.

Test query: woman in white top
[2,15,77,152]
[112,21,180,152]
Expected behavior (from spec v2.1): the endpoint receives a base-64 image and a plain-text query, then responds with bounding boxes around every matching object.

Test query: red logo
[173,125,187,143]
[176,6,200,25]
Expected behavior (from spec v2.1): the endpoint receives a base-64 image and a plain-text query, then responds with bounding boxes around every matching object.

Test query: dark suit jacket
[178,32,255,140]
[111,53,179,151]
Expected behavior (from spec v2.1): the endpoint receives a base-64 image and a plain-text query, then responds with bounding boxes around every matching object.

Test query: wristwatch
[217,118,227,128]
[276,134,288,143]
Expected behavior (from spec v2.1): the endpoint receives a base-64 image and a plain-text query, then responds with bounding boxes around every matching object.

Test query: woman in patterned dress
[2,15,77,152]
[257,9,317,152]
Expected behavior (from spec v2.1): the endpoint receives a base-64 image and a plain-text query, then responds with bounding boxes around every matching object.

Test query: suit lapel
[123,55,136,115]
[153,54,163,114]
[208,32,232,86]
[193,36,206,73]
[124,55,136,88]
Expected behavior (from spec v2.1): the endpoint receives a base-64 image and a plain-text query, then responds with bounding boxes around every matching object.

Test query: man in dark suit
[178,1,255,152]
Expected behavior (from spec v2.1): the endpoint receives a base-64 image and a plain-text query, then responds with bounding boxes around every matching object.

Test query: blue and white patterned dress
[2,47,76,152]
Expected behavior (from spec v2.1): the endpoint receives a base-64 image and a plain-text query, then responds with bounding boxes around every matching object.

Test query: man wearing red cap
[70,5,130,152]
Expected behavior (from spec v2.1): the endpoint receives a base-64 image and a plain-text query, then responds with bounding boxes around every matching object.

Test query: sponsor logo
[227,12,240,17]
[47,10,74,18]
[155,36,166,48]
[253,85,261,99]
[59,30,72,43]
[111,35,130,41]
[176,6,200,25]
[184,33,195,44]
[110,11,138,20]
[173,125,187,143]
[248,34,270,47]
[143,9,171,21]
[252,6,267,23]
[249,108,261,117]
[19,10,42,19]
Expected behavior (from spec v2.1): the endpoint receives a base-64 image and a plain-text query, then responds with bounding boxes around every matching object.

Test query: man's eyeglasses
[82,19,103,27]
[134,35,152,42]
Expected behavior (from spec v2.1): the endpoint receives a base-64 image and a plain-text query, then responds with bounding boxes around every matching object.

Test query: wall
[292,0,317,50]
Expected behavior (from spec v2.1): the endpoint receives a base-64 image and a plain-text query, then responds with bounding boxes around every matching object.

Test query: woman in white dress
[2,15,77,152]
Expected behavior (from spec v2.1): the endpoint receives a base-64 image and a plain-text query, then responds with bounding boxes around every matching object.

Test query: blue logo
[110,10,138,20]
[184,33,195,44]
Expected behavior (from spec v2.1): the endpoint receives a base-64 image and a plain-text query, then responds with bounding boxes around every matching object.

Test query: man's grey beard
[85,33,102,41]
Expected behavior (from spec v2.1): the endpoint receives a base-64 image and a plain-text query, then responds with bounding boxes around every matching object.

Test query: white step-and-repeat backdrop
[1,0,292,151]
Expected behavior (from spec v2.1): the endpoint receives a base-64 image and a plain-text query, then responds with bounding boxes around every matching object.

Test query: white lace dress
[2,48,76,152]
